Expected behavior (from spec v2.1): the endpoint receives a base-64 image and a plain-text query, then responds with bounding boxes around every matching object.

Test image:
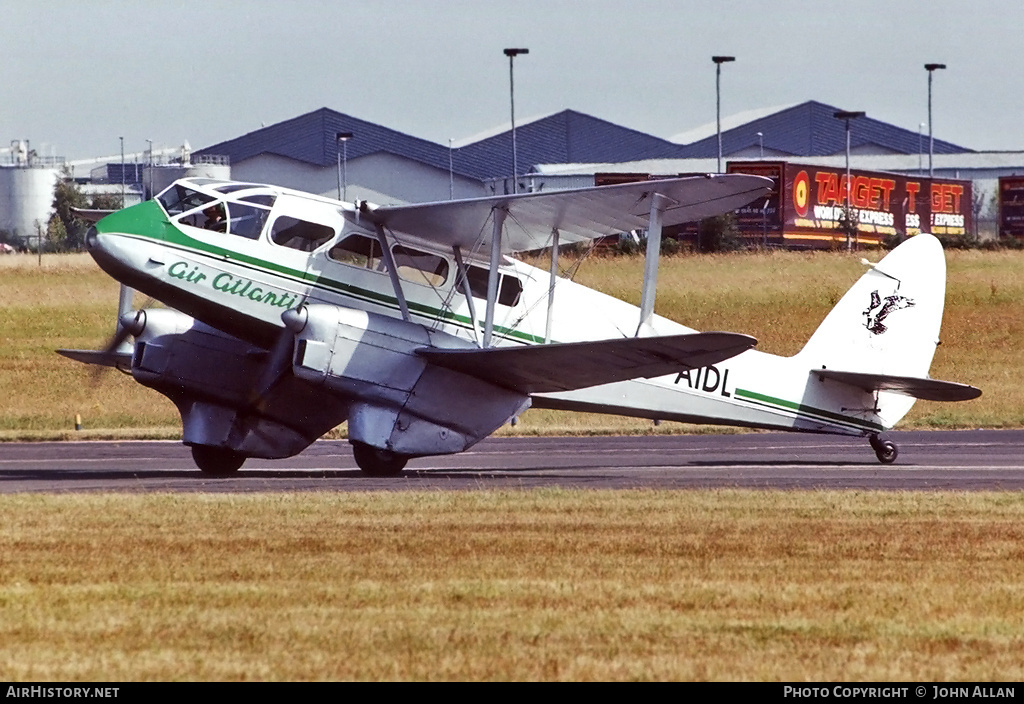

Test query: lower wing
[418,332,756,394]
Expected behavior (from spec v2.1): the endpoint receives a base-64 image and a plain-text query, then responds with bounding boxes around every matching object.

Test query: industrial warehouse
[2,100,1023,250]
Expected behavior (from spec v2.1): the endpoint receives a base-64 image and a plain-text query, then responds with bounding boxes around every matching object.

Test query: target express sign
[727,161,971,247]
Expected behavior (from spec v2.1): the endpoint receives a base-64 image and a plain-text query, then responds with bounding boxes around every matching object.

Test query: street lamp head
[504,48,529,57]
[833,110,866,120]
[925,63,946,72]
[712,55,735,64]
[336,132,353,142]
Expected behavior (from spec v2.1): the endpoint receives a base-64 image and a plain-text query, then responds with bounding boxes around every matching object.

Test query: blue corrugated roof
[195,102,974,187]
[455,110,689,180]
[195,107,472,178]
[196,107,691,183]
[677,101,972,158]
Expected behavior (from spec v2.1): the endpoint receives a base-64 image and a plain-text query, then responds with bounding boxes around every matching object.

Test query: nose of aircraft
[83,200,168,284]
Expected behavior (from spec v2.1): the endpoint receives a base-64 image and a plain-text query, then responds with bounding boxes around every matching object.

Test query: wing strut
[483,206,508,347]
[452,245,482,346]
[636,192,673,335]
[545,228,560,344]
[374,224,410,322]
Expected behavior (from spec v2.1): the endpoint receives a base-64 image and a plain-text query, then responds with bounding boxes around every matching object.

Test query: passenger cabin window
[224,202,271,240]
[270,216,334,252]
[465,266,523,307]
[392,245,449,287]
[328,234,383,269]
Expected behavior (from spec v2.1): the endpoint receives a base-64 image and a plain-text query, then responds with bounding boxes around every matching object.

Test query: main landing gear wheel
[869,434,898,464]
[191,445,246,476]
[351,442,408,477]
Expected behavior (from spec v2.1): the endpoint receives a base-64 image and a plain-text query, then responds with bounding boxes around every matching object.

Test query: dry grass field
[1,490,1022,681]
[2,247,1022,437]
[2,251,1023,681]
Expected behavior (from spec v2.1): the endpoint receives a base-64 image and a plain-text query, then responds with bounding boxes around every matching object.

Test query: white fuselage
[91,181,896,441]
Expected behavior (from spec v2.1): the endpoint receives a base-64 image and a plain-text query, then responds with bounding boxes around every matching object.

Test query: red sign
[998,176,1024,238]
[728,161,972,248]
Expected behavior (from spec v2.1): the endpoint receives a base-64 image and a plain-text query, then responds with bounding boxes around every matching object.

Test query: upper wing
[417,332,756,394]
[366,174,772,253]
[813,369,982,402]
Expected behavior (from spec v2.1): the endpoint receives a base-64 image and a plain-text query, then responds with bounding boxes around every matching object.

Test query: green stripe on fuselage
[734,387,883,433]
[97,201,545,345]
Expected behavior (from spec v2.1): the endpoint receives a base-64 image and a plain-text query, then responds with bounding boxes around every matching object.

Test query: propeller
[245,307,307,412]
[89,286,153,384]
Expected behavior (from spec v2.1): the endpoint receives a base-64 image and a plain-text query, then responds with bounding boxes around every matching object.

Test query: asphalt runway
[1,429,1023,493]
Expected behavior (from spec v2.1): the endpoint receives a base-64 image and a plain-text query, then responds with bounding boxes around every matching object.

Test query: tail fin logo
[863,290,915,335]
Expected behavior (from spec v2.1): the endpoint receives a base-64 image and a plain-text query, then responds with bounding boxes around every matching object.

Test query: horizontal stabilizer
[418,332,756,394]
[813,369,981,402]
[70,207,116,224]
[57,348,132,369]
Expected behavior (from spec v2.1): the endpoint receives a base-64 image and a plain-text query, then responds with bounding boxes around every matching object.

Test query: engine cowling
[287,304,530,456]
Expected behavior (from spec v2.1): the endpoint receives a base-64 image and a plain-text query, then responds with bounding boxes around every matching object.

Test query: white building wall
[230,152,482,205]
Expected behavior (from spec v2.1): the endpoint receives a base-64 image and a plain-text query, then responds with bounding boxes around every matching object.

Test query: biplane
[59,174,979,475]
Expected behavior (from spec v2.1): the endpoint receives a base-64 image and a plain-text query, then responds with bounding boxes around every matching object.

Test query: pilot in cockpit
[203,204,226,232]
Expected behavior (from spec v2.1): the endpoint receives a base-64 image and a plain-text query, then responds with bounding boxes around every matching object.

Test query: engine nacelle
[289,304,530,456]
[129,308,346,459]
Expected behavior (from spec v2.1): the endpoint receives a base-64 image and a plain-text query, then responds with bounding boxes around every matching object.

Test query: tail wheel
[869,434,898,464]
[352,442,408,477]
[191,445,246,476]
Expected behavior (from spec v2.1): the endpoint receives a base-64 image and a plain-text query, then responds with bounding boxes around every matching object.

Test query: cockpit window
[158,184,214,216]
[328,234,383,269]
[211,183,263,194]
[239,194,276,208]
[174,202,226,230]
[270,216,335,252]
[392,245,449,287]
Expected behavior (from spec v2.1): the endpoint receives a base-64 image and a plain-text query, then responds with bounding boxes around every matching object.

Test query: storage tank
[0,164,60,243]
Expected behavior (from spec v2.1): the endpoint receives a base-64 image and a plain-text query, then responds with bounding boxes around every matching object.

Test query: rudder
[795,233,948,426]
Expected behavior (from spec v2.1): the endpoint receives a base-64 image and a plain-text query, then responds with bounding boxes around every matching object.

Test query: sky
[3,0,1023,161]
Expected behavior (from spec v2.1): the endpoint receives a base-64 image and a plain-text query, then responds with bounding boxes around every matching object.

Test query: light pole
[504,47,529,194]
[448,138,454,200]
[146,138,153,199]
[834,110,865,252]
[336,132,352,201]
[712,55,735,173]
[918,123,925,175]
[119,137,125,207]
[757,131,763,158]
[925,63,946,177]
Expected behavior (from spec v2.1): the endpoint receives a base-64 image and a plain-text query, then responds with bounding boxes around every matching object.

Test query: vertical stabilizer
[795,233,947,426]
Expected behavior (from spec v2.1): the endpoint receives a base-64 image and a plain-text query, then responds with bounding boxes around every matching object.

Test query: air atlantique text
[783,686,1014,699]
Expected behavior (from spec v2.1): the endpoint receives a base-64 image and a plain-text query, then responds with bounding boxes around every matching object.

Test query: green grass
[1,490,1022,681]
[1,248,1022,436]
